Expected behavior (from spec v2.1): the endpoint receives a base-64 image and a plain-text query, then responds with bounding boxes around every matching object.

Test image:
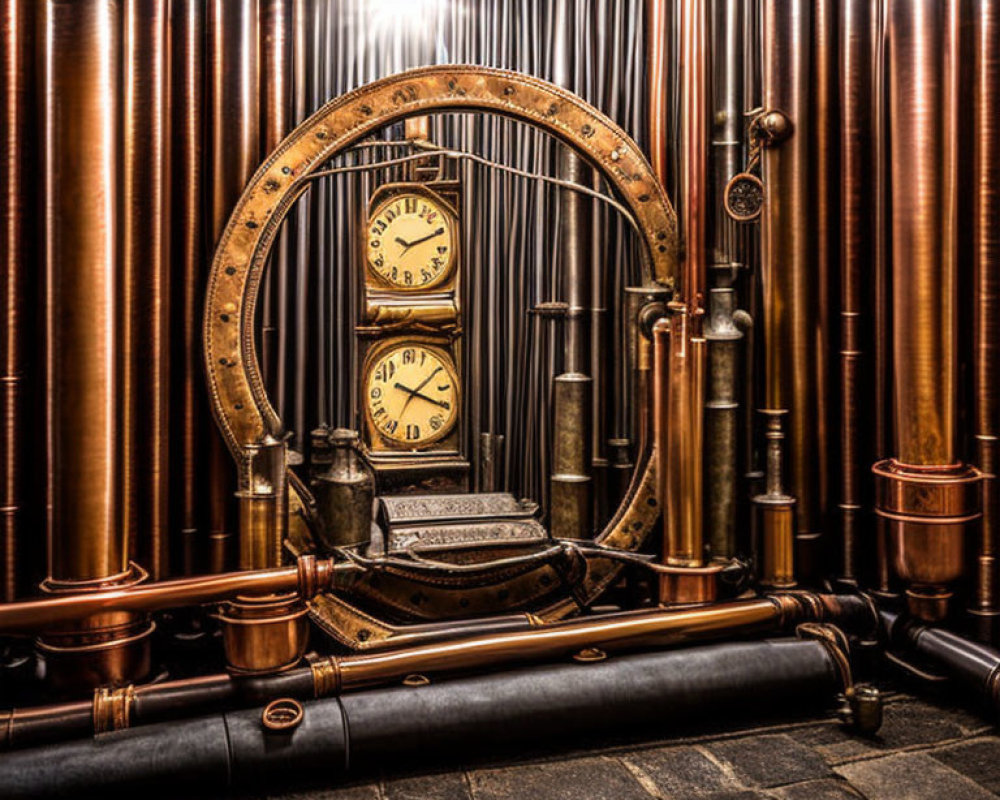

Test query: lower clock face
[364,343,460,447]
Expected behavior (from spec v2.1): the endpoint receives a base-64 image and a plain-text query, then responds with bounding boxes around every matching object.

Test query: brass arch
[203,66,677,593]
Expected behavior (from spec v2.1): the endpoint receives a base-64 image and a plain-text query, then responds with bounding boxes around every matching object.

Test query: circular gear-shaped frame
[204,66,677,598]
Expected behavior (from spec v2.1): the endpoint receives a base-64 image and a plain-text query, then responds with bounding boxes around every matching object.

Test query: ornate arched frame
[204,66,678,589]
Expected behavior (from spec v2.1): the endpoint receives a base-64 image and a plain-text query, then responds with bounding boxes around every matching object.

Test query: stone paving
[266,693,1000,799]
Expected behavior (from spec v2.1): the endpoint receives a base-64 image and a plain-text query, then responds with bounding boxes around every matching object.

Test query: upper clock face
[366,192,455,290]
[364,343,459,447]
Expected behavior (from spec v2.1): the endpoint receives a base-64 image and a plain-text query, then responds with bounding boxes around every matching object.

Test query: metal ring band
[92,685,136,734]
[261,698,304,732]
[310,657,341,698]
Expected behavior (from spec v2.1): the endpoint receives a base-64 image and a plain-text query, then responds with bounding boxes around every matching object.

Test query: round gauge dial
[364,343,459,446]
[366,192,455,289]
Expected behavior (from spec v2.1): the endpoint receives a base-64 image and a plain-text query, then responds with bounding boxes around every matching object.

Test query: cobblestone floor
[265,693,1000,800]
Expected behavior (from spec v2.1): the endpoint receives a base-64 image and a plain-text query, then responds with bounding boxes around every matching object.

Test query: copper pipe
[874,0,979,622]
[123,0,170,580]
[677,0,709,308]
[0,558,337,634]
[43,0,125,584]
[0,0,30,601]
[838,0,876,583]
[887,1,958,468]
[761,0,820,569]
[207,0,260,572]
[811,0,833,546]
[646,0,671,192]
[972,0,1000,624]
[654,313,705,570]
[170,0,205,575]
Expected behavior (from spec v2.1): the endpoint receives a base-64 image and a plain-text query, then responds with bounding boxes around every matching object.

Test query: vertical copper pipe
[971,0,1000,626]
[837,0,875,583]
[0,0,29,601]
[887,1,957,469]
[677,0,709,308]
[170,0,205,576]
[41,0,152,689]
[760,0,819,575]
[874,0,980,622]
[123,0,169,579]
[43,0,125,583]
[811,0,833,542]
[646,0,671,192]
[207,0,260,572]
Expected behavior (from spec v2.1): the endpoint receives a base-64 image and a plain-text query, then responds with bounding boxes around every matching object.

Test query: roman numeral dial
[366,192,454,289]
[364,344,459,446]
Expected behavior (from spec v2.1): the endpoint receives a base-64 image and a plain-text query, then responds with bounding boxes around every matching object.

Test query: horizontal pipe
[0,638,843,798]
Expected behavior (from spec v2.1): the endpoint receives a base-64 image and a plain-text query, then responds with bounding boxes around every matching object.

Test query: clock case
[357,172,470,495]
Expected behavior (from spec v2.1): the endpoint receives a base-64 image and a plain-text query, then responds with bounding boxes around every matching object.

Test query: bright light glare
[367,0,449,37]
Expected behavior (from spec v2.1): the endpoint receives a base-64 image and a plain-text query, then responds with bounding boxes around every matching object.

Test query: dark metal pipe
[0,638,844,799]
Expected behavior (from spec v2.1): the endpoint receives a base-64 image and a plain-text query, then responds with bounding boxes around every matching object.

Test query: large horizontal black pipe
[881,610,1000,709]
[0,638,840,799]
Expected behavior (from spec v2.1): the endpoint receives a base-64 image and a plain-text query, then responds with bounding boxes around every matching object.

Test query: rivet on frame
[316,130,327,140]
[281,166,292,175]
[610,149,621,161]
[246,220,258,229]
[647,496,658,507]
[225,266,236,276]
[638,194,650,203]
[220,314,230,323]
[264,179,280,193]
[234,402,243,410]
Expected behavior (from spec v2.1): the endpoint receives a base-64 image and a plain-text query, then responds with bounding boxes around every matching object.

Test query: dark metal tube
[0,639,843,799]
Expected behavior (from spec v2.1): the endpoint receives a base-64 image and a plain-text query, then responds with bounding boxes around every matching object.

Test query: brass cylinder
[971,0,1000,629]
[238,434,287,570]
[550,373,594,539]
[123,0,170,580]
[1,0,30,601]
[760,0,823,557]
[40,0,152,687]
[753,410,797,589]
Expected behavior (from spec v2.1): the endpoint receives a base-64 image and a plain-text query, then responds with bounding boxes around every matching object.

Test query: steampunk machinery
[2,0,1000,795]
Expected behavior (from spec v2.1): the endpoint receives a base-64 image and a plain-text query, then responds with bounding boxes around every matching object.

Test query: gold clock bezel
[362,337,461,450]
[364,185,458,292]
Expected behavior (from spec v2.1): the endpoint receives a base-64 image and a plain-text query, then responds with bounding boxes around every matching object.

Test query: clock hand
[393,382,450,410]
[397,365,443,414]
[394,235,411,254]
[403,227,445,249]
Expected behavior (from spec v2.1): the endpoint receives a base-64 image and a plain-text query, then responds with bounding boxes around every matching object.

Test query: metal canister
[313,429,374,551]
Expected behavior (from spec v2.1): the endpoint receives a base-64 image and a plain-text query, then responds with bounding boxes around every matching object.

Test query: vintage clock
[358,179,469,493]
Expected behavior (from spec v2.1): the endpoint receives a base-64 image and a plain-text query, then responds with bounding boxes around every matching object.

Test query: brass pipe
[874,0,980,622]
[549,373,594,539]
[41,0,152,689]
[971,0,1000,632]
[837,0,876,583]
[238,434,287,570]
[0,0,30,601]
[170,0,205,576]
[123,0,170,580]
[207,0,261,572]
[760,0,819,579]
